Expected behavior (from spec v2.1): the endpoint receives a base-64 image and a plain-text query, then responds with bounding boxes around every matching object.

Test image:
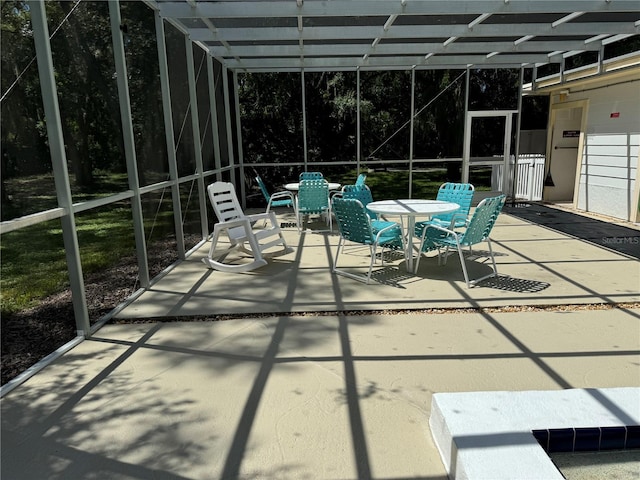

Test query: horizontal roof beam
[158,1,640,18]
[237,63,539,73]
[153,1,639,73]
[189,23,640,42]
[224,53,560,70]
[209,40,602,58]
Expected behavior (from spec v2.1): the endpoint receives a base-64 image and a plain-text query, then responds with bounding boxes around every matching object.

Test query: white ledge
[430,387,640,480]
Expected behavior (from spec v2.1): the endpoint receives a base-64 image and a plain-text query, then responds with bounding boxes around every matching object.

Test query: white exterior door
[462,111,517,200]
[546,105,584,202]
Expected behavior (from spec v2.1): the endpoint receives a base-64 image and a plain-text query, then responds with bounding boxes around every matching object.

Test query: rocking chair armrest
[246,211,278,224]
[218,217,254,229]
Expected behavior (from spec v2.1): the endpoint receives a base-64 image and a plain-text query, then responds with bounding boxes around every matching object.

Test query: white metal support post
[461,68,470,183]
[510,66,525,204]
[232,71,245,206]
[597,44,605,75]
[301,69,308,171]
[502,111,514,193]
[29,0,90,335]
[155,12,185,259]
[409,67,416,198]
[222,66,235,187]
[108,0,150,289]
[185,38,208,236]
[356,68,361,175]
[207,56,222,182]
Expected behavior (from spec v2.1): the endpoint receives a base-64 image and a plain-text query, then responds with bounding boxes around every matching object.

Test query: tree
[1,1,50,178]
[239,72,304,182]
[47,1,125,189]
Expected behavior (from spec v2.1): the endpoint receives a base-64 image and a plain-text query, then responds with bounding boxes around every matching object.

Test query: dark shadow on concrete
[476,274,551,293]
[503,203,640,260]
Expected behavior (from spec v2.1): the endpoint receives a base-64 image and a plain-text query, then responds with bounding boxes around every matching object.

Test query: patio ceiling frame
[152,0,639,75]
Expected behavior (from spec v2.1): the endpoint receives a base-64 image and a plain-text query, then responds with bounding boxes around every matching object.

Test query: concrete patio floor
[2,209,639,479]
[114,208,640,318]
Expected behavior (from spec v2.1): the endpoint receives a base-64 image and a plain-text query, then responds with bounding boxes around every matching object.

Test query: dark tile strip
[533,425,640,453]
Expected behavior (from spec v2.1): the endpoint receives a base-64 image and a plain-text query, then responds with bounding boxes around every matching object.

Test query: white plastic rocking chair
[202,182,293,273]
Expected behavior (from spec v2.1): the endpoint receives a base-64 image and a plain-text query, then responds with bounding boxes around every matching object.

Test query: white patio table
[367,199,460,272]
[285,182,342,192]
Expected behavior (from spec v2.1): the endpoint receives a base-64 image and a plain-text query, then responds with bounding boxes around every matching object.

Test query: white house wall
[569,79,639,222]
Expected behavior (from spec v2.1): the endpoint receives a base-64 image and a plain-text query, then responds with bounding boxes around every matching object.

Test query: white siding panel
[585,133,632,146]
[585,144,630,157]
[581,164,635,179]
[581,81,640,136]
[579,173,633,189]
[582,154,635,169]
[576,183,635,220]
[570,80,640,221]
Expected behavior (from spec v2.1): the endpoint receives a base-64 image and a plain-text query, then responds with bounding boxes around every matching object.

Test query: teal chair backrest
[299,171,324,181]
[332,197,375,245]
[298,179,329,213]
[255,175,271,202]
[342,185,376,220]
[355,173,367,186]
[459,195,506,246]
[433,182,475,225]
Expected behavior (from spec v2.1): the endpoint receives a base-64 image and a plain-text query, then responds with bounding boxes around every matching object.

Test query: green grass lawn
[333,166,492,198]
[0,206,136,314]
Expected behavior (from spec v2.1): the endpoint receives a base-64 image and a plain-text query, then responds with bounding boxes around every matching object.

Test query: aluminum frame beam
[189,23,639,43]
[152,0,639,74]
[222,53,562,71]
[158,1,640,18]
[208,40,602,58]
[109,0,150,289]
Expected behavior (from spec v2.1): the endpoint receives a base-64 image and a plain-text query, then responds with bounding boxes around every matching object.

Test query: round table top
[285,182,342,191]
[367,199,460,216]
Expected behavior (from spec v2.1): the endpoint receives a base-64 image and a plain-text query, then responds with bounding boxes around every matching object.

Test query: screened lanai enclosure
[1,0,639,389]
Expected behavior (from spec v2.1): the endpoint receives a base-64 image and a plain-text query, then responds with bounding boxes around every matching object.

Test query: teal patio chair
[332,197,403,284]
[299,171,324,181]
[255,174,296,218]
[415,194,506,287]
[341,184,397,233]
[414,182,475,238]
[296,179,331,232]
